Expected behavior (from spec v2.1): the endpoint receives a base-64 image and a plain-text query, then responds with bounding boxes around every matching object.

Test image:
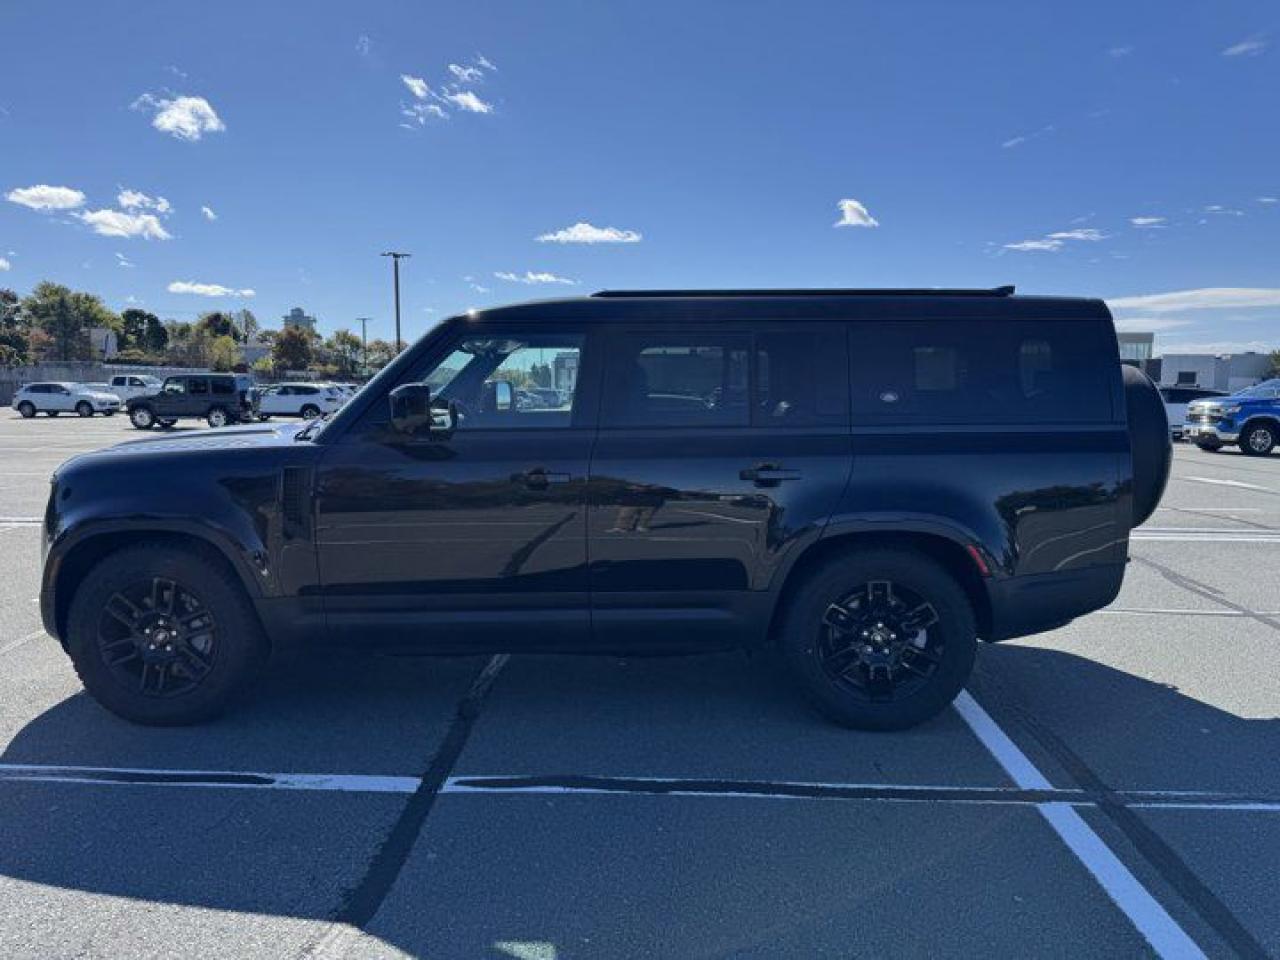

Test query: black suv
[127,374,256,429]
[41,288,1170,728]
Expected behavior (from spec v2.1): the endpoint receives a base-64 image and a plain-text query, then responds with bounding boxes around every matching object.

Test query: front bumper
[1183,421,1238,443]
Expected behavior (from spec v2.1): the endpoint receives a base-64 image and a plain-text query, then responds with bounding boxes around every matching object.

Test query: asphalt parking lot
[0,412,1277,959]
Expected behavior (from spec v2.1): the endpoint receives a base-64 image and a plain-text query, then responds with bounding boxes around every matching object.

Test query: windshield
[1231,378,1280,398]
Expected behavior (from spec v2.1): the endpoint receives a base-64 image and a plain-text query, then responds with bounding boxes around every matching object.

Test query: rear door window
[211,379,234,395]
[189,378,209,396]
[602,333,750,427]
[849,319,1113,424]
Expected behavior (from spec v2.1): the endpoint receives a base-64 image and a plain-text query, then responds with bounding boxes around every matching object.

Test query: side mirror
[389,383,456,439]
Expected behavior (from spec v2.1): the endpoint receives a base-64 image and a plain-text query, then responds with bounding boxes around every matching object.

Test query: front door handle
[740,464,802,486]
[516,467,572,489]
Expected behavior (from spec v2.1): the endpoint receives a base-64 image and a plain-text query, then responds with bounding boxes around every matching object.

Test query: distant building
[1117,332,1154,363]
[1158,352,1272,392]
[553,350,579,394]
[240,334,273,366]
[88,327,119,359]
[282,307,317,332]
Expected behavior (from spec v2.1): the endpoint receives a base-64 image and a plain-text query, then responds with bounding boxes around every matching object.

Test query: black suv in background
[41,288,1170,728]
[126,374,256,429]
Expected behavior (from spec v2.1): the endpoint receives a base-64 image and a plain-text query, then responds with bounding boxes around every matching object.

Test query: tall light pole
[380,251,411,353]
[356,317,371,377]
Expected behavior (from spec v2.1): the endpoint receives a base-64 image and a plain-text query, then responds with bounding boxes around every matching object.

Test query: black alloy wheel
[96,576,218,699]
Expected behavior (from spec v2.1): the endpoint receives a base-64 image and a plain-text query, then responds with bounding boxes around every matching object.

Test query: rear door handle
[740,464,802,486]
[516,467,572,489]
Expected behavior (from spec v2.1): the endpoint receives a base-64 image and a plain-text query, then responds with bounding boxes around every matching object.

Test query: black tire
[1240,422,1276,457]
[103,409,116,417]
[47,410,59,417]
[159,419,178,429]
[17,401,35,418]
[66,543,265,725]
[778,548,977,731]
[76,401,94,417]
[1195,439,1222,452]
[1122,365,1171,527]
[206,406,230,428]
[300,404,321,420]
[129,406,155,430]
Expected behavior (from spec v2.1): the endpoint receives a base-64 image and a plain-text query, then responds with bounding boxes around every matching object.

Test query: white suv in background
[255,382,346,420]
[11,382,122,418]
[108,374,164,402]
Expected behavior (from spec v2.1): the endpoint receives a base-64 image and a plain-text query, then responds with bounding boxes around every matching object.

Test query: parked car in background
[255,382,346,420]
[12,382,121,418]
[1159,385,1226,440]
[126,374,256,429]
[108,374,164,403]
[1185,378,1280,455]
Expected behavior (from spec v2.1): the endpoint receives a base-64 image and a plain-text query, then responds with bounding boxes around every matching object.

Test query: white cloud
[1047,228,1105,241]
[168,280,255,297]
[201,205,217,220]
[1154,339,1276,355]
[495,270,579,285]
[1112,316,1193,332]
[117,188,172,214]
[1130,216,1166,228]
[1258,197,1278,204]
[5,184,86,210]
[133,93,226,141]
[1004,238,1064,252]
[1001,124,1055,149]
[356,35,372,56]
[78,208,171,240]
[401,102,448,126]
[115,252,135,268]
[834,198,879,228]
[0,257,9,271]
[536,221,642,244]
[448,63,485,84]
[1222,36,1267,57]
[444,90,493,113]
[400,74,431,99]
[1107,288,1280,313]
[1108,45,1134,58]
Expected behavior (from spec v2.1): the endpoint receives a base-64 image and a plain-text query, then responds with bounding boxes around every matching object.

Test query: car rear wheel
[1242,423,1276,457]
[66,543,266,725]
[130,406,155,429]
[1195,439,1222,452]
[76,401,94,417]
[778,548,977,731]
[206,406,229,428]
[17,401,35,418]
[300,404,321,420]
[159,419,178,428]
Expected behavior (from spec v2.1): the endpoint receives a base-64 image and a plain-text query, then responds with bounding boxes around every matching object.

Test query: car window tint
[603,333,749,428]
[189,379,209,395]
[404,331,584,431]
[211,379,234,395]
[754,330,848,427]
[850,319,1112,424]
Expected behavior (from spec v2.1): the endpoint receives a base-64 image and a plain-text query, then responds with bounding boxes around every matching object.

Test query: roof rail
[591,286,1016,299]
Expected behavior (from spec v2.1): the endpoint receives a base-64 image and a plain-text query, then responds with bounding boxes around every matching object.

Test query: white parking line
[1132,533,1280,543]
[1182,476,1274,493]
[0,630,46,656]
[953,691,1205,960]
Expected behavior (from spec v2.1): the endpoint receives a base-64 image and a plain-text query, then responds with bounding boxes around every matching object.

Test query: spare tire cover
[1122,364,1171,527]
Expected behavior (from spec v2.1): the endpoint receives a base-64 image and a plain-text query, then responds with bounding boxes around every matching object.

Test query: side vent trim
[281,466,311,539]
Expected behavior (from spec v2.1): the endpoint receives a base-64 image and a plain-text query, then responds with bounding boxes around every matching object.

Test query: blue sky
[2,1,1278,354]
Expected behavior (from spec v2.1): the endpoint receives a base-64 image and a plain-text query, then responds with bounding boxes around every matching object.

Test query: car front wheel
[130,406,155,429]
[66,543,266,725]
[206,406,229,428]
[300,404,321,420]
[1195,439,1221,452]
[76,401,94,417]
[778,548,977,731]
[1242,423,1276,457]
[17,401,36,418]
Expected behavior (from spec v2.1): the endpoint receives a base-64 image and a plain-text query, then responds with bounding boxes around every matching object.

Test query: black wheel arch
[768,529,993,646]
[47,528,268,652]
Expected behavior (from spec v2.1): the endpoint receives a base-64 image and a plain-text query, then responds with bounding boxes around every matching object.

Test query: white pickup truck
[107,374,165,402]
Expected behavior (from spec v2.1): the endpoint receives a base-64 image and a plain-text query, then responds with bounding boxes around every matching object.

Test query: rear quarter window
[850,319,1113,425]
[211,379,235,395]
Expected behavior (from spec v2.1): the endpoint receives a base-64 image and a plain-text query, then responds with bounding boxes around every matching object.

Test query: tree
[325,329,363,378]
[366,338,396,371]
[20,282,117,360]
[208,335,241,371]
[235,309,260,344]
[272,324,313,370]
[1269,350,1280,379]
[197,310,242,343]
[120,308,164,354]
[0,288,29,365]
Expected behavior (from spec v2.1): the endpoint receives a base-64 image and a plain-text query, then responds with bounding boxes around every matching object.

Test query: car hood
[63,422,309,467]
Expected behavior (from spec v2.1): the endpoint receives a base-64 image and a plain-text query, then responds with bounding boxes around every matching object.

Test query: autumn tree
[272,325,313,370]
